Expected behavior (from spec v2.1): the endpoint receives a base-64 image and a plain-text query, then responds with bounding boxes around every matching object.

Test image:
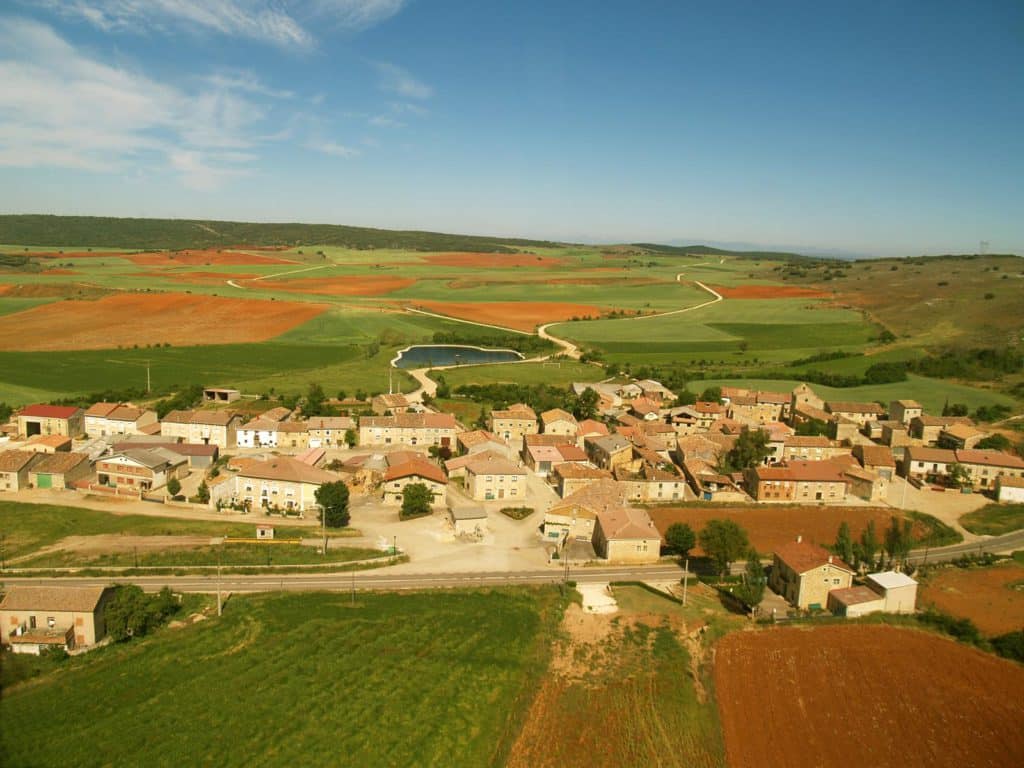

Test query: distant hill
[629,242,820,261]
[0,214,565,253]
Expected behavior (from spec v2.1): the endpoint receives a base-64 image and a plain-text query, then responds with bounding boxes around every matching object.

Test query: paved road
[0,564,686,594]
[904,528,1024,565]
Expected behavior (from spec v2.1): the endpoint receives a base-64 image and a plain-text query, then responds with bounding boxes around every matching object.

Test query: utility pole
[351,570,355,606]
[1,533,5,571]
[682,558,689,606]
[146,360,151,393]
[322,504,328,556]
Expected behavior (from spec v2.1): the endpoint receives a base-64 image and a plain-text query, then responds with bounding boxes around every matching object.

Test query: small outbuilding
[865,571,918,614]
[827,586,886,618]
[996,475,1024,504]
[449,505,488,537]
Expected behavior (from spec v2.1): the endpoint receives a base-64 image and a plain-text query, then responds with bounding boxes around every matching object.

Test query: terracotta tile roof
[694,401,725,414]
[729,394,758,406]
[893,399,922,408]
[913,414,973,428]
[113,441,217,457]
[784,436,831,448]
[757,391,791,405]
[550,479,630,517]
[30,452,89,474]
[106,405,149,422]
[362,413,460,430]
[306,416,355,430]
[854,445,896,468]
[588,434,632,453]
[20,404,81,419]
[528,444,564,463]
[163,410,237,427]
[27,434,72,449]
[525,433,575,447]
[458,430,505,448]
[774,539,853,574]
[0,585,109,613]
[85,402,120,417]
[234,456,339,485]
[261,407,292,422]
[955,449,1024,469]
[557,444,588,462]
[630,397,661,415]
[383,457,447,485]
[596,506,661,541]
[0,449,39,472]
[374,393,410,407]
[942,423,985,440]
[465,456,527,476]
[554,463,612,480]
[541,408,577,425]
[905,446,957,464]
[999,475,1024,488]
[577,419,609,436]
[445,449,508,472]
[795,403,831,422]
[491,403,537,420]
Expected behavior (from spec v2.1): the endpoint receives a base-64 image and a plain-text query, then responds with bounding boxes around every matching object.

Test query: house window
[48,616,56,628]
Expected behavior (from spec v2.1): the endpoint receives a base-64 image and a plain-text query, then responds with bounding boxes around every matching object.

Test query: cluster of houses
[2,379,1022,569]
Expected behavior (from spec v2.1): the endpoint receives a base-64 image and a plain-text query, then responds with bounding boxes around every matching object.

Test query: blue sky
[1,1,1022,256]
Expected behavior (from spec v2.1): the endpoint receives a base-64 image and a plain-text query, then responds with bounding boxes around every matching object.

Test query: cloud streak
[376,62,433,100]
[33,0,407,46]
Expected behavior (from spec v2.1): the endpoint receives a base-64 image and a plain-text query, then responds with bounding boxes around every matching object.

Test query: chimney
[828,555,833,564]
[796,534,802,543]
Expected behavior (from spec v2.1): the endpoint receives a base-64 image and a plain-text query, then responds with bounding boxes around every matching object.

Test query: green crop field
[687,375,1014,413]
[431,360,604,390]
[0,589,566,768]
[0,502,348,561]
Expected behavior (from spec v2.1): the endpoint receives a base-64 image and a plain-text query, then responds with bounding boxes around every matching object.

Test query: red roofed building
[769,536,855,609]
[592,506,662,564]
[382,458,447,505]
[17,405,83,439]
[745,458,849,502]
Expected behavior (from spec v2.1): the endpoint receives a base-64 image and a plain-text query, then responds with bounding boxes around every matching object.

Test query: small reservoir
[392,345,523,369]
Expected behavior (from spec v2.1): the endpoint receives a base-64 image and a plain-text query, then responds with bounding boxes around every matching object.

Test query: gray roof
[450,506,488,520]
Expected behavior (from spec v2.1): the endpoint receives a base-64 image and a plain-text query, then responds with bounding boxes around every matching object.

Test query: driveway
[886,476,987,541]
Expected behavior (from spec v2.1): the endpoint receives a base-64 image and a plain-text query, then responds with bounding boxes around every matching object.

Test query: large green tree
[105,586,178,642]
[664,523,697,558]
[833,521,854,565]
[720,427,771,472]
[884,516,914,565]
[166,477,181,496]
[738,549,766,606]
[699,519,750,576]
[315,481,351,528]
[572,387,600,421]
[400,483,433,520]
[854,519,880,570]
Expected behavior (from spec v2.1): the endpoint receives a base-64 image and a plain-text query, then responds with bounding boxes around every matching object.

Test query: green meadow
[0,589,566,768]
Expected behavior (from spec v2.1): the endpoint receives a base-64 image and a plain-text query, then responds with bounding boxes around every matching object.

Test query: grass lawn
[0,501,345,561]
[0,588,566,768]
[960,504,1024,536]
[433,360,604,389]
[15,542,386,569]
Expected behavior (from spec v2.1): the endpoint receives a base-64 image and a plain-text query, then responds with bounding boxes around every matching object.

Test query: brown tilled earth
[414,300,609,332]
[419,252,565,268]
[649,505,912,555]
[715,624,1024,768]
[919,562,1024,635]
[0,292,327,350]
[128,249,295,266]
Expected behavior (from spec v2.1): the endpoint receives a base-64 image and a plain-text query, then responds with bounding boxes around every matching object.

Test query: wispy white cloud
[33,0,406,46]
[376,62,433,100]
[306,139,360,158]
[204,71,294,100]
[0,17,282,187]
[368,114,404,128]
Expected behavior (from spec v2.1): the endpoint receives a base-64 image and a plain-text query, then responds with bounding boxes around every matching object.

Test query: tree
[946,462,971,489]
[196,480,210,504]
[664,523,696,558]
[573,387,600,421]
[305,383,329,417]
[344,428,357,448]
[400,483,433,519]
[794,418,829,437]
[315,481,350,528]
[738,549,765,606]
[884,516,914,565]
[699,519,750,576]
[854,520,880,570]
[166,477,181,496]
[105,586,179,641]
[0,401,12,423]
[699,386,722,402]
[942,402,969,417]
[435,375,451,399]
[719,427,770,473]
[976,434,1011,452]
[833,522,854,565]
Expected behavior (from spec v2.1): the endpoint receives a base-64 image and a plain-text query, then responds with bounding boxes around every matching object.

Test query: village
[2,375,1023,655]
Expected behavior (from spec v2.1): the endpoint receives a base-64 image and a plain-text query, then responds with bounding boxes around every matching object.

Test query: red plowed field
[128,249,294,266]
[919,562,1024,635]
[259,276,415,296]
[710,284,832,299]
[716,625,1024,768]
[162,271,261,282]
[649,505,910,555]
[0,293,326,350]
[420,252,564,268]
[415,301,608,332]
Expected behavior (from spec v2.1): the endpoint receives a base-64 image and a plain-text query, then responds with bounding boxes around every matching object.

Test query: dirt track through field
[0,292,328,350]
[716,624,1024,768]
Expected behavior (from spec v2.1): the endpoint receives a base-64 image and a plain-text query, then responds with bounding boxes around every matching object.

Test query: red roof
[20,404,81,419]
[774,538,853,574]
[383,458,447,485]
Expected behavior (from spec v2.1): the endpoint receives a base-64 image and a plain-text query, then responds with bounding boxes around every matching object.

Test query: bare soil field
[161,271,261,282]
[259,275,416,296]
[0,284,10,295]
[445,275,642,289]
[711,284,832,299]
[0,282,112,299]
[649,505,913,556]
[128,249,294,266]
[716,624,1024,768]
[419,252,565,269]
[919,562,1024,635]
[0,292,327,350]
[414,300,610,332]
[508,586,728,768]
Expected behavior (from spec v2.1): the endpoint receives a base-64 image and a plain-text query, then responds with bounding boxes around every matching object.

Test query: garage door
[36,474,52,489]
